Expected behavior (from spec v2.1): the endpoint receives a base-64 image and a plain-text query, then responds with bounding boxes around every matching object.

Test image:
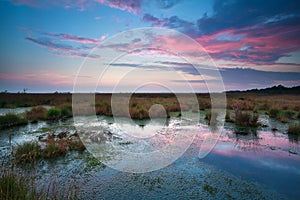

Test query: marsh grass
[234,111,259,127]
[59,104,73,118]
[0,160,80,200]
[225,110,234,123]
[25,106,47,122]
[0,164,35,200]
[268,108,296,123]
[0,112,28,129]
[268,108,280,118]
[14,142,41,164]
[46,107,61,120]
[288,123,300,135]
[15,133,85,162]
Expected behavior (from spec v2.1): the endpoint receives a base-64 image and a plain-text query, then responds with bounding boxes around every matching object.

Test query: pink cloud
[0,73,74,86]
[22,28,104,59]
[195,25,300,64]
[10,0,141,14]
[96,0,141,14]
[11,0,40,7]
[47,33,106,44]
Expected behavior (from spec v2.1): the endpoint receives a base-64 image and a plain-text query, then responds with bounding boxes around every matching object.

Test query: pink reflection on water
[197,128,300,162]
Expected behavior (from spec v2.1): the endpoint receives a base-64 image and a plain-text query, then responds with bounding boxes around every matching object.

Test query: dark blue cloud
[197,0,300,35]
[26,37,74,51]
[220,68,300,86]
[142,14,197,36]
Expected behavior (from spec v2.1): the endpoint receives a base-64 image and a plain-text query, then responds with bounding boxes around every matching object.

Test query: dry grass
[0,93,299,120]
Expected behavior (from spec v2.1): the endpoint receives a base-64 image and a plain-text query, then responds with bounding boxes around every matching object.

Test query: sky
[0,0,300,93]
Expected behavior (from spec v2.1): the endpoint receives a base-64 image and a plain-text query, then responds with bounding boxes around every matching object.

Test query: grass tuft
[234,111,259,127]
[25,106,47,122]
[46,107,61,120]
[288,123,300,135]
[15,142,41,164]
[0,113,28,129]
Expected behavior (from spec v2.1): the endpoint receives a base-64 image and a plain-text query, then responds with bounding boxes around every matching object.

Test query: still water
[0,108,299,199]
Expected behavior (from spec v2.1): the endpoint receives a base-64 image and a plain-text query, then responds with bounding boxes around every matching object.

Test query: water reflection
[288,134,299,143]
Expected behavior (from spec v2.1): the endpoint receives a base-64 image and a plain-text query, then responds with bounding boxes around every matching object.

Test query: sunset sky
[0,0,300,92]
